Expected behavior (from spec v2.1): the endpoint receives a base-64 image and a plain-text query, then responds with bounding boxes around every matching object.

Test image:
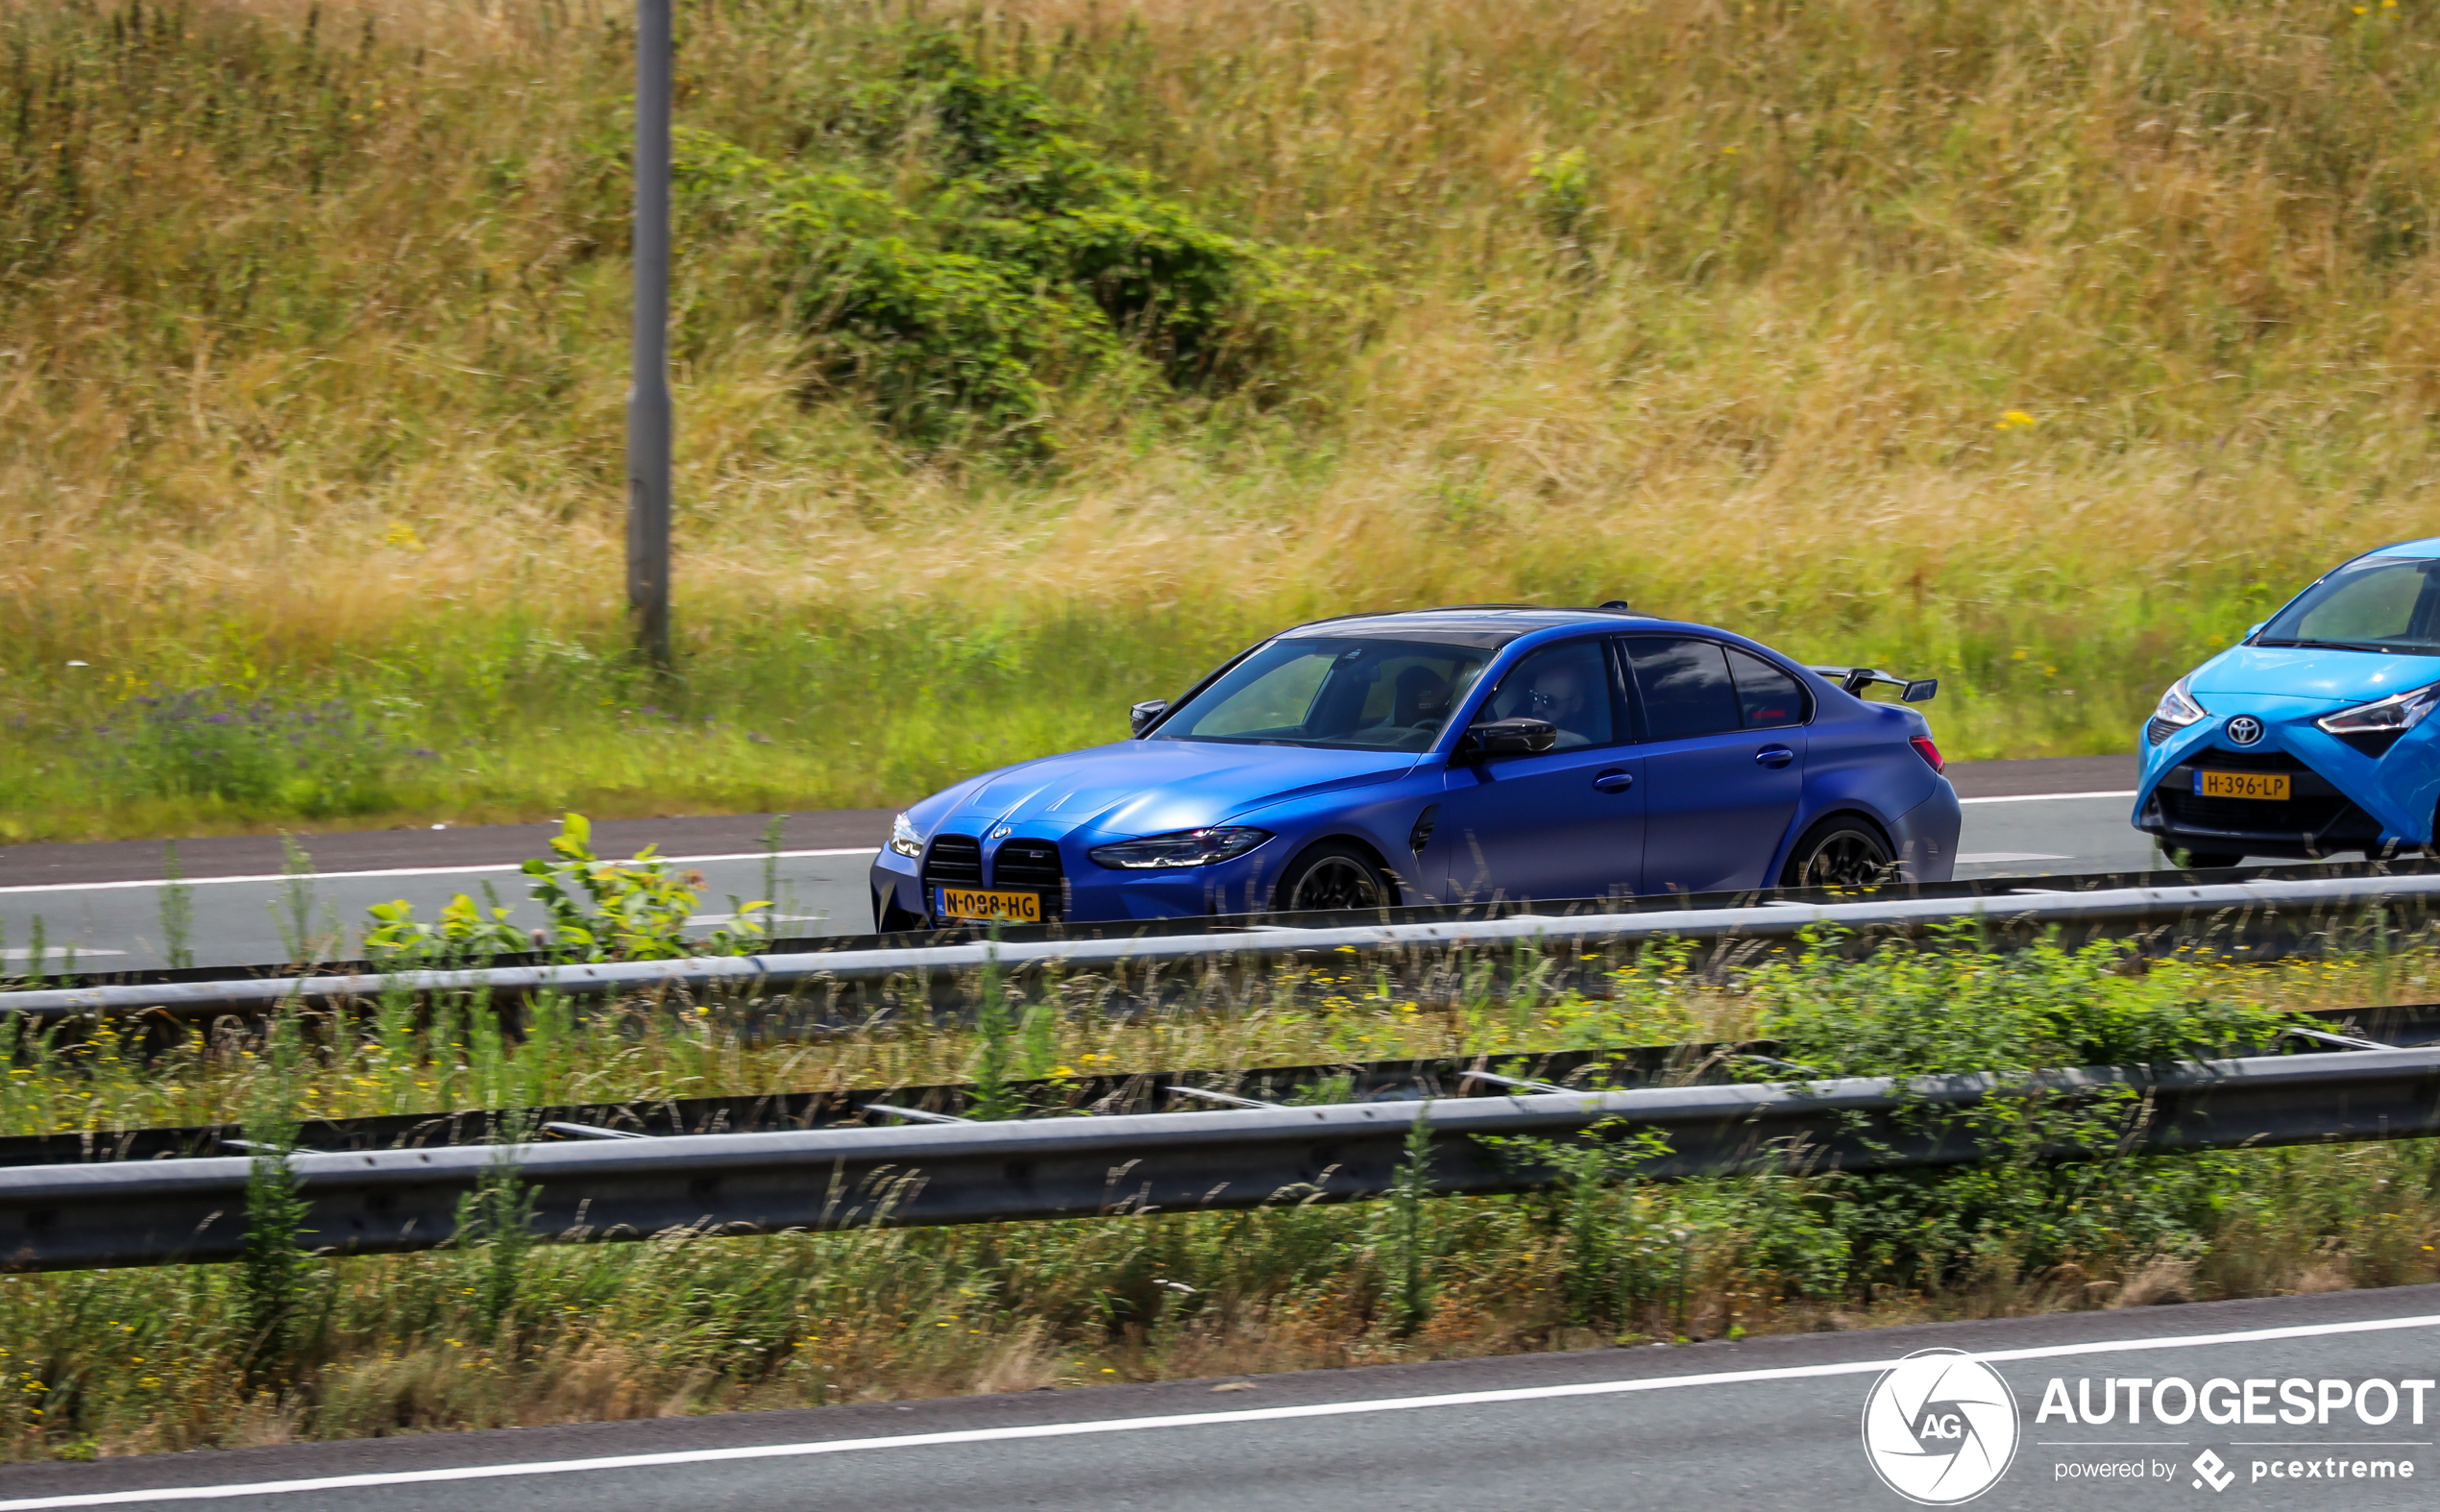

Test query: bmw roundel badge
[2226,715,2264,746]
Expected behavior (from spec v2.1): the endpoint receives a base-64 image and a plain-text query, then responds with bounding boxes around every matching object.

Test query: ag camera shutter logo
[1860,1349,2022,1504]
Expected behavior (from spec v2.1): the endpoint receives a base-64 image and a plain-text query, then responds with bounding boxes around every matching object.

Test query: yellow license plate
[936,887,1043,923]
[2196,770,2290,801]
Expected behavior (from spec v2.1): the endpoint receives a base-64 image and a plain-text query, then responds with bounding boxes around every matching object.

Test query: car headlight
[1087,827,1271,869]
[889,813,925,859]
[2153,677,2207,728]
[2316,681,2440,737]
[2146,677,2208,745]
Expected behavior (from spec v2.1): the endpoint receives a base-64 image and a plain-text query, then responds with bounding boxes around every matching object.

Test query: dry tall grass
[9,0,2440,836]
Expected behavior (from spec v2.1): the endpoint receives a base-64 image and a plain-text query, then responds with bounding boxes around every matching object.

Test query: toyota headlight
[1087,827,1271,869]
[2316,680,2440,738]
[889,812,925,859]
[2153,677,2207,728]
[2146,677,2207,745]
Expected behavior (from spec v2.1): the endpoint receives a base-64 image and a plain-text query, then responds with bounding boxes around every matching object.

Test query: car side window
[1725,646,1807,729]
[1624,637,1742,741]
[1478,640,1616,750]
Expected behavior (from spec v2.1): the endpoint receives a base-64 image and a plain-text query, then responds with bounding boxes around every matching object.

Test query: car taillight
[1910,735,1943,773]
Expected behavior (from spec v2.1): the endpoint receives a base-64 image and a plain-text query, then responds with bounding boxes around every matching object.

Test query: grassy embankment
[1,935,2436,1459]
[11,0,2440,840]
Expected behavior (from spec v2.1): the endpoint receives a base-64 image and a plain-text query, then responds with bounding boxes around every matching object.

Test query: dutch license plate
[2195,770,2290,801]
[936,887,1043,923]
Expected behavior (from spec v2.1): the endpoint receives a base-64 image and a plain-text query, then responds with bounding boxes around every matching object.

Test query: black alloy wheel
[1779,817,1896,890]
[1276,841,1393,914]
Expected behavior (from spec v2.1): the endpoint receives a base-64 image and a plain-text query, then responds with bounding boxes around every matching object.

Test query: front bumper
[869,829,1289,930]
[2135,706,2440,860]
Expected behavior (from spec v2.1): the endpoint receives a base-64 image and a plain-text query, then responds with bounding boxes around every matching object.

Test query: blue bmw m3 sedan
[870,605,1960,929]
[2138,538,2440,866]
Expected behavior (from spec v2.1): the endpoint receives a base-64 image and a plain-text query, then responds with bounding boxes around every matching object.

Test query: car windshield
[1156,637,1495,751]
[2257,556,2440,655]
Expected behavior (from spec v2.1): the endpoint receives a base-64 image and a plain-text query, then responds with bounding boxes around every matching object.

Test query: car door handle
[1592,768,1634,793]
[1754,746,1795,768]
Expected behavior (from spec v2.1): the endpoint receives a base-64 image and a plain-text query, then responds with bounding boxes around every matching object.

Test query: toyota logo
[2225,716,2264,746]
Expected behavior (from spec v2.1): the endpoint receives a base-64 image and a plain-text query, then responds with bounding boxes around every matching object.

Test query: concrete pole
[626,0,673,671]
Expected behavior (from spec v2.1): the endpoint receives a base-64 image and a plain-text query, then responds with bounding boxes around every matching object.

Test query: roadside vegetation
[12,0,2440,839]
[3,934,2438,1460]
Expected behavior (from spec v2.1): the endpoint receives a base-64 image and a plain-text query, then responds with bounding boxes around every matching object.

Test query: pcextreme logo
[1861,1349,2022,1504]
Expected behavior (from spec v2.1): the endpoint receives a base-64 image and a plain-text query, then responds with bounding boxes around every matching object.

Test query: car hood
[939,741,1418,837]
[2188,645,2440,707]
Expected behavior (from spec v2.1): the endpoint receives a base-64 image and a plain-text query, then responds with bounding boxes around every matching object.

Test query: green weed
[0,932,2431,1459]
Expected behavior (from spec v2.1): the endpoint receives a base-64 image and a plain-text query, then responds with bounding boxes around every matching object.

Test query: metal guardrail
[5,1044,2436,1272]
[6,870,2440,1022]
[8,999,2432,1169]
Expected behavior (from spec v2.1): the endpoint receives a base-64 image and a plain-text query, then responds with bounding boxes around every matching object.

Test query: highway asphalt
[0,755,2152,971]
[0,1283,2430,1510]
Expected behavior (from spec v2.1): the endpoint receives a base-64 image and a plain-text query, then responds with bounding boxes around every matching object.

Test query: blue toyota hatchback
[870,606,1961,929]
[2138,539,2440,865]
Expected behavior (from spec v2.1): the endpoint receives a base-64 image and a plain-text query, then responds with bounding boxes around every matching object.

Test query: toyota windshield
[2257,556,2440,656]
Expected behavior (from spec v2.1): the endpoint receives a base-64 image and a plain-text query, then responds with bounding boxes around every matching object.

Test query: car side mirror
[1129,699,1169,736]
[2246,622,2266,641]
[1456,717,1558,760]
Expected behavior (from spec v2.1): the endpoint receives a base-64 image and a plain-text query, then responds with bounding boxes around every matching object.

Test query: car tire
[1779,816,1896,890]
[1272,841,1395,915]
[2170,849,2245,869]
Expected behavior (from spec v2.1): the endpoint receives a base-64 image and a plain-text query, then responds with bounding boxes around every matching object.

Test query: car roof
[1276,605,1650,649]
[2364,538,2440,559]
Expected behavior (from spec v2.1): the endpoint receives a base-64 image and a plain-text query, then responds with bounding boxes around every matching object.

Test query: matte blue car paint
[2135,537,2440,856]
[872,611,1962,927]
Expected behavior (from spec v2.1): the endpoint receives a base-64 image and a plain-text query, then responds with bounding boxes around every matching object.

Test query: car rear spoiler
[1809,666,1939,703]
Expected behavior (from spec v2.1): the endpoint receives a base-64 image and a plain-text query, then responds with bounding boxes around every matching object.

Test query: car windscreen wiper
[2253,637,2428,654]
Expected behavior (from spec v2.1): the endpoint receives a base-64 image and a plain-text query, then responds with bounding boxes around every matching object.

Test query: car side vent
[992,840,1063,889]
[921,835,984,889]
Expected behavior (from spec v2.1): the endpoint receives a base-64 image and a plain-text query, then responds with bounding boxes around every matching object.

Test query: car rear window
[1727,646,1807,729]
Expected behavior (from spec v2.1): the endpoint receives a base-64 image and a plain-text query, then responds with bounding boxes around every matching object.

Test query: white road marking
[0,949,124,961]
[8,1312,2435,1508]
[1957,790,2136,805]
[1954,852,2071,865]
[0,850,880,899]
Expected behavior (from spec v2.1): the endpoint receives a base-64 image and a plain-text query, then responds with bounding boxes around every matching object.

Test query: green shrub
[1744,934,2298,1290]
[675,32,1331,450]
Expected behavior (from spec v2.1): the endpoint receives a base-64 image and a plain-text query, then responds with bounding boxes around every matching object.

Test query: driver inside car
[1489,645,1611,749]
